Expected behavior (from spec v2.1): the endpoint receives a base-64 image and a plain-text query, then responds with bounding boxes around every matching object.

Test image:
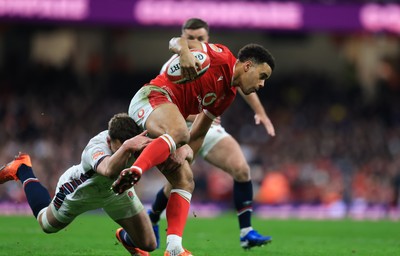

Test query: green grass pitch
[0,213,399,256]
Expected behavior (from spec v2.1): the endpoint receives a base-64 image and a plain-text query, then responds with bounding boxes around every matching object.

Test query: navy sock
[120,228,136,247]
[149,187,168,224]
[234,180,253,229]
[17,165,51,218]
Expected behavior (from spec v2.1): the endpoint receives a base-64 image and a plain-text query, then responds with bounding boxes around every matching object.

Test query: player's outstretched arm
[238,88,276,137]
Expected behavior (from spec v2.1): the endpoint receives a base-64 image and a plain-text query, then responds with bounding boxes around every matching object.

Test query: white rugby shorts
[50,166,144,223]
[187,122,231,158]
[129,86,173,130]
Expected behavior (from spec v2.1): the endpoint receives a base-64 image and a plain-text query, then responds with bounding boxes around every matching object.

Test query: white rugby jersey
[54,131,135,207]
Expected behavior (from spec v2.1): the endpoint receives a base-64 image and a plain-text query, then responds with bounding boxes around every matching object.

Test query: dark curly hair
[237,44,275,71]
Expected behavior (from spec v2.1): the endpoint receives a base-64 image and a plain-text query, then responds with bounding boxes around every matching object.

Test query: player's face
[109,139,122,154]
[182,28,209,43]
[236,61,272,95]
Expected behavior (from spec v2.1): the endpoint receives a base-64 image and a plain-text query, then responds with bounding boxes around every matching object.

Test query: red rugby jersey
[149,43,237,119]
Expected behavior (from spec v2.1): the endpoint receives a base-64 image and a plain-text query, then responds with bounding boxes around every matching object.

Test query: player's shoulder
[205,43,229,53]
[204,43,233,60]
[84,131,109,154]
[88,131,108,145]
[82,130,111,166]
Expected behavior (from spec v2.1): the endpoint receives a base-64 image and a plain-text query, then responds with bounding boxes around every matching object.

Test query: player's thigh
[205,135,251,181]
[104,187,144,221]
[128,86,188,143]
[146,103,189,144]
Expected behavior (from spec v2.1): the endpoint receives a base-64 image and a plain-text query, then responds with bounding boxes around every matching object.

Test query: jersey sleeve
[81,131,112,173]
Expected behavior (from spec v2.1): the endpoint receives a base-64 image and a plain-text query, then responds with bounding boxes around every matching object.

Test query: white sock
[240,227,253,237]
[166,234,184,255]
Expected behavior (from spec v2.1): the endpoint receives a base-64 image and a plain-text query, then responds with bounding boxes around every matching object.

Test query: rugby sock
[166,234,183,255]
[119,228,136,247]
[149,187,169,224]
[166,189,191,237]
[132,134,176,173]
[234,180,253,229]
[17,165,51,218]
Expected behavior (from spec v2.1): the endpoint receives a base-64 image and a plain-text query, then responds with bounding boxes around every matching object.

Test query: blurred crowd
[0,25,400,216]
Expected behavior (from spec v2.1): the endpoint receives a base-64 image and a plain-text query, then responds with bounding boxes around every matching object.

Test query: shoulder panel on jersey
[201,42,207,52]
[208,44,223,53]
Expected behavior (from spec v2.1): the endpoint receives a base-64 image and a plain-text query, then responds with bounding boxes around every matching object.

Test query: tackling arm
[96,131,152,178]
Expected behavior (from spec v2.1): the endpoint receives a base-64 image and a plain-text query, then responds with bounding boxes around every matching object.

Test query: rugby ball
[165,49,210,84]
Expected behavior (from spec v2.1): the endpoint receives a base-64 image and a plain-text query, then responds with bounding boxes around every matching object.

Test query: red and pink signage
[0,0,399,34]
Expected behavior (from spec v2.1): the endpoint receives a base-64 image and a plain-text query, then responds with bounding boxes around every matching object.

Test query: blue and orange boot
[0,153,32,184]
[115,228,150,256]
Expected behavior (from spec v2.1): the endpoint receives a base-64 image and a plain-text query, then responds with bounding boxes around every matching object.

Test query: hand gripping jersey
[149,43,237,120]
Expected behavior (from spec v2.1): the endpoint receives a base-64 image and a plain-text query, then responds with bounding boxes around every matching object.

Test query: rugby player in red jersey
[113,36,275,256]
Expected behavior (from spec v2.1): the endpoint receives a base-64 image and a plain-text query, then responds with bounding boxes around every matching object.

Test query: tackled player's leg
[160,160,194,256]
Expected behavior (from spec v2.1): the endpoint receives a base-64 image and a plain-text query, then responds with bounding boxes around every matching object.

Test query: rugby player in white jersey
[148,18,276,250]
[0,113,190,256]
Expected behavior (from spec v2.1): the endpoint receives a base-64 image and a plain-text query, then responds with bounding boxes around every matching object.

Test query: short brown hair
[108,113,140,143]
[182,18,209,33]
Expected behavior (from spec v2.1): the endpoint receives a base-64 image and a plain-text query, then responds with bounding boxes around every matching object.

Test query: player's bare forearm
[186,115,197,123]
[238,88,266,116]
[238,88,276,136]
[99,132,152,178]
[255,113,276,136]
[188,136,204,158]
[97,145,132,179]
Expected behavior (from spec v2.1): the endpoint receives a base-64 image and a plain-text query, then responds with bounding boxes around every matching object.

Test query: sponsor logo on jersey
[92,151,105,160]
[138,109,145,118]
[202,93,217,106]
[196,92,217,111]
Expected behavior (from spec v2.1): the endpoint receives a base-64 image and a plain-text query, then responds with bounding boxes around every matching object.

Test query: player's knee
[132,235,157,252]
[140,241,158,252]
[181,167,195,192]
[184,178,195,193]
[170,169,195,193]
[232,163,251,182]
[181,172,195,193]
[169,127,190,146]
[37,208,61,234]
